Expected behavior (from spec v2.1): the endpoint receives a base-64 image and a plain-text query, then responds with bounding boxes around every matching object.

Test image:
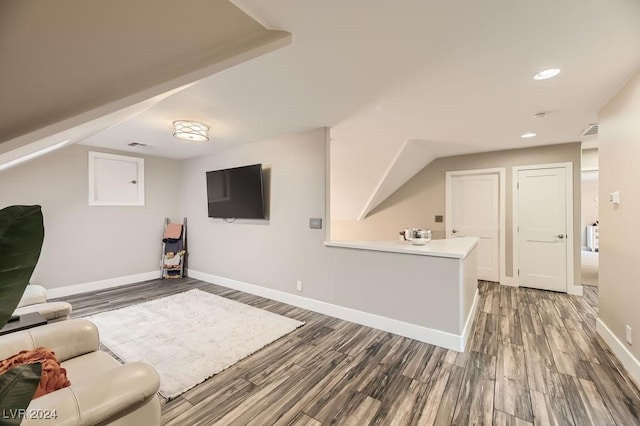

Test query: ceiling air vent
[582,124,598,137]
[127,142,148,147]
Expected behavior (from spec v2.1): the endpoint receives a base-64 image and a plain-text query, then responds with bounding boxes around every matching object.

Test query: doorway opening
[513,162,577,294]
[581,147,599,305]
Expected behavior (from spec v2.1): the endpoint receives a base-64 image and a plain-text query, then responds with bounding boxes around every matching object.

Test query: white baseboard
[568,284,584,296]
[188,269,468,352]
[46,271,159,299]
[596,318,640,389]
[461,289,480,351]
[500,277,518,287]
[499,277,584,296]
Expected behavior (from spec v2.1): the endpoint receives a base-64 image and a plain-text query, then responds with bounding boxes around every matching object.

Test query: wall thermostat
[309,218,323,229]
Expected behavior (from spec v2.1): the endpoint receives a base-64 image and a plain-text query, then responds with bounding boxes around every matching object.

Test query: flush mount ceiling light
[521,132,537,138]
[533,68,561,80]
[172,120,209,142]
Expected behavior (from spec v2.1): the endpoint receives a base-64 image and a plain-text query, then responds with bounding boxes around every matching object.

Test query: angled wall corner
[0,0,291,154]
[0,93,175,172]
[597,70,640,375]
[358,140,436,220]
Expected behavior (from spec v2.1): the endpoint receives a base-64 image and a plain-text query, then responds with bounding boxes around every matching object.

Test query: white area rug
[86,289,304,399]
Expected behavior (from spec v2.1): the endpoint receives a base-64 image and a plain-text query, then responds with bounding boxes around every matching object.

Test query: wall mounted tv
[206,164,265,219]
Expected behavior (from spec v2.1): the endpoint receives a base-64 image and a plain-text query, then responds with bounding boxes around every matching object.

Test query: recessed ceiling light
[533,68,561,80]
[521,132,537,138]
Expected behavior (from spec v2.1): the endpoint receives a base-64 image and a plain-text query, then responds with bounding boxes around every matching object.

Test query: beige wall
[582,148,599,170]
[179,127,473,338]
[598,71,640,360]
[179,128,330,298]
[326,247,465,335]
[332,143,582,280]
[0,144,181,288]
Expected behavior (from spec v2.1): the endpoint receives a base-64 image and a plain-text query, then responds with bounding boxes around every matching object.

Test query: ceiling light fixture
[521,132,537,138]
[533,68,561,80]
[172,120,209,142]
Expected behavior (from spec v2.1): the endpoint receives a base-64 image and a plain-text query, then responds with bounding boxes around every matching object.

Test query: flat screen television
[206,164,265,219]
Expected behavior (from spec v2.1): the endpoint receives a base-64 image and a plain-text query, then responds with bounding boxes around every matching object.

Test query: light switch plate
[435,215,443,223]
[610,191,620,204]
[309,218,323,229]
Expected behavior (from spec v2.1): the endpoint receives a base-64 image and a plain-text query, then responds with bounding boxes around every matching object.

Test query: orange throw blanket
[164,223,182,239]
[0,347,71,398]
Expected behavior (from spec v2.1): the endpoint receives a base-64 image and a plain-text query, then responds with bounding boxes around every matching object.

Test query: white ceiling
[81,0,640,159]
[78,0,640,218]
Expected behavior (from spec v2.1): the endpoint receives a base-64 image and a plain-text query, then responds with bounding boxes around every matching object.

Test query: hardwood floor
[58,280,640,425]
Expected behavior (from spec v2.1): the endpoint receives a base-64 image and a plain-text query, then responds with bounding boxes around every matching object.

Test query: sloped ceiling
[0,0,290,158]
[358,140,436,220]
[78,0,640,220]
[3,1,639,221]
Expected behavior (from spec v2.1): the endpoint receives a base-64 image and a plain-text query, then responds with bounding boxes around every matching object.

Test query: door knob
[556,234,565,239]
[452,229,458,234]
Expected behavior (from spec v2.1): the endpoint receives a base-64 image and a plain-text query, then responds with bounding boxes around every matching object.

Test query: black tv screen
[206,164,265,219]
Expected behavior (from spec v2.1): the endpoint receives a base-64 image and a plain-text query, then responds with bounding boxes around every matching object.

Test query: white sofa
[14,285,72,322]
[0,319,161,425]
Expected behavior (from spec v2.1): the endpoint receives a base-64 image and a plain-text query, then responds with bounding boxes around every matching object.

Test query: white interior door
[449,174,499,282]
[517,167,567,292]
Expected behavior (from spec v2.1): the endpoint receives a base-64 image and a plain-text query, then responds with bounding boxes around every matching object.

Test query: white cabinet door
[517,167,567,292]
[89,152,145,206]
[449,173,499,282]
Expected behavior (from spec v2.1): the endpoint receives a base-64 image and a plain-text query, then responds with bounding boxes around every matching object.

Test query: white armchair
[14,285,72,322]
[0,319,161,425]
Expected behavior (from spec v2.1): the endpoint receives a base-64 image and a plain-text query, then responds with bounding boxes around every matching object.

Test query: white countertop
[324,237,479,259]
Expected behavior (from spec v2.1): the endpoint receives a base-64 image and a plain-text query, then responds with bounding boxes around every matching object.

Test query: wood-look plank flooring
[57,280,640,425]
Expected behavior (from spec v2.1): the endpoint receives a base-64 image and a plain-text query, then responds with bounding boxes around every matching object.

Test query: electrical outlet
[626,325,632,345]
[296,281,303,292]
